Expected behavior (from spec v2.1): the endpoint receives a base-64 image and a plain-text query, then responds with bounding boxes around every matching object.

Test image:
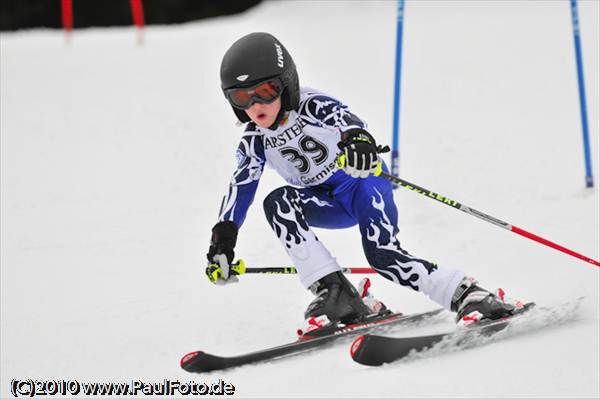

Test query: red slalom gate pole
[379,172,599,267]
[61,0,73,42]
[130,0,145,44]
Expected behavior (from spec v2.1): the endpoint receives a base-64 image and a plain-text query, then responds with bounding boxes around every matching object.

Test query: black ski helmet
[220,32,300,123]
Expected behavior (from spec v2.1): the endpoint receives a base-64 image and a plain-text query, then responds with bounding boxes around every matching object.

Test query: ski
[181,308,443,373]
[350,302,536,366]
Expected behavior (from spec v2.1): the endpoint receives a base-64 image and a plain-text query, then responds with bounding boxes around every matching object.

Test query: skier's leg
[352,174,465,311]
[352,173,520,321]
[262,185,355,288]
[263,185,370,322]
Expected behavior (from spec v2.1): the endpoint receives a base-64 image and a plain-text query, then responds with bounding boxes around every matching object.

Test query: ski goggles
[225,79,283,110]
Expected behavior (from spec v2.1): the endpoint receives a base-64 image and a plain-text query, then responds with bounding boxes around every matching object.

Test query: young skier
[206,32,519,325]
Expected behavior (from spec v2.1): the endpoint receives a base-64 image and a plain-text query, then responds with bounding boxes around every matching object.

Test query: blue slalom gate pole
[391,0,405,187]
[569,0,594,188]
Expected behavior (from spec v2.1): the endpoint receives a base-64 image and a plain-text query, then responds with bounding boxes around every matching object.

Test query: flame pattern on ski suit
[263,167,440,291]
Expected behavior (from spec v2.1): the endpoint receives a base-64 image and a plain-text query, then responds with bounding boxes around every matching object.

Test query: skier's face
[245,97,282,128]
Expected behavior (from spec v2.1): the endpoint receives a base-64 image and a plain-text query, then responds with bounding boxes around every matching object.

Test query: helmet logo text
[274,43,284,68]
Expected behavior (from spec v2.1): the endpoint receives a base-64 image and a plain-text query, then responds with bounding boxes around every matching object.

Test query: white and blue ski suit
[217,87,465,310]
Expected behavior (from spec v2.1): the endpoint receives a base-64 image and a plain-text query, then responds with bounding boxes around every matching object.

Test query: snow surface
[1,1,599,397]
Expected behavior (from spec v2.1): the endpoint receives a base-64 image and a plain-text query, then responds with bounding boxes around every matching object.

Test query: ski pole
[244,267,377,274]
[229,262,377,276]
[379,172,599,267]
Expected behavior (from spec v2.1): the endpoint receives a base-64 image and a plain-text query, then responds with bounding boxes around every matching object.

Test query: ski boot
[297,276,389,338]
[451,277,524,326]
[304,271,372,325]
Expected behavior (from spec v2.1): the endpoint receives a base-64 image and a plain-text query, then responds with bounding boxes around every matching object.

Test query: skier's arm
[216,133,265,227]
[206,133,265,284]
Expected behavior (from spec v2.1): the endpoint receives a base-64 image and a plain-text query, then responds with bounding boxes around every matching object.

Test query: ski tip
[350,335,365,359]
[180,351,202,370]
[350,335,390,366]
[180,350,229,373]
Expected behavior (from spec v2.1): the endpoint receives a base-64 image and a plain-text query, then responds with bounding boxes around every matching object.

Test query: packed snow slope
[2,1,599,397]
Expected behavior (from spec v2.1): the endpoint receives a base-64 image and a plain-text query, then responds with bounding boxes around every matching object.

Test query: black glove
[206,221,238,265]
[206,221,239,284]
[337,128,390,178]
